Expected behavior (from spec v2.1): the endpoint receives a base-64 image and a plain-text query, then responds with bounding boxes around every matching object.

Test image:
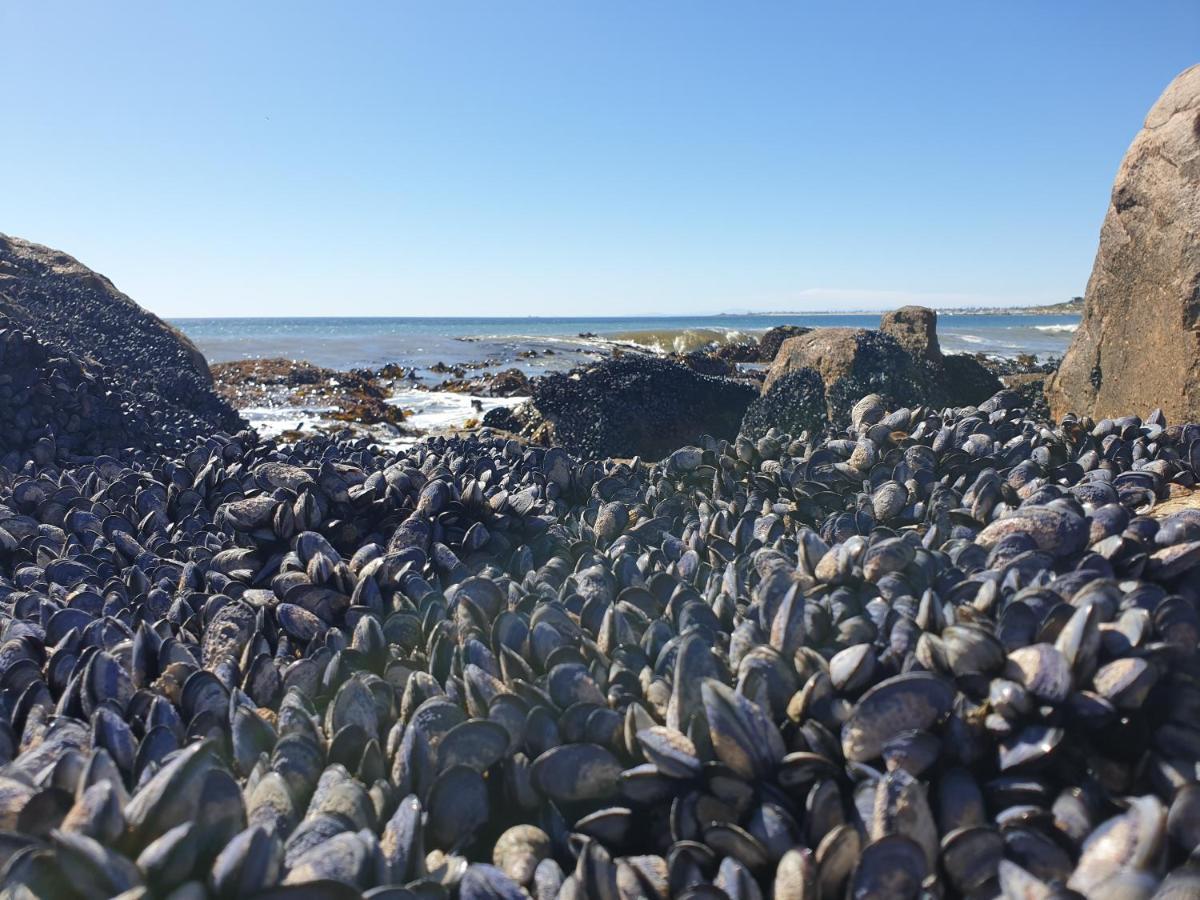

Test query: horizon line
[166,305,1083,321]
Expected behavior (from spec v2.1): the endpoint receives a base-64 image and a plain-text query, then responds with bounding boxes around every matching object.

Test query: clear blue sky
[3,2,1196,317]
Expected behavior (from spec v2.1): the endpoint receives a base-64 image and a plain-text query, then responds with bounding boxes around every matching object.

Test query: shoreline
[212,328,1058,447]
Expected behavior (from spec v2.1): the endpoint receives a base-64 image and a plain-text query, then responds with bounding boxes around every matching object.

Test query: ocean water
[173,313,1080,379]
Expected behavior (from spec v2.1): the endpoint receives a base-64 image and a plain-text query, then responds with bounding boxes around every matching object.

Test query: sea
[171,313,1080,441]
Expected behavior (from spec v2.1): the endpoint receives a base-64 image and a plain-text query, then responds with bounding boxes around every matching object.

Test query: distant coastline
[723,297,1085,317]
[937,297,1084,316]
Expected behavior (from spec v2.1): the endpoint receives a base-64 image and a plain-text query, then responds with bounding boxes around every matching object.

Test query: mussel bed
[0,389,1198,898]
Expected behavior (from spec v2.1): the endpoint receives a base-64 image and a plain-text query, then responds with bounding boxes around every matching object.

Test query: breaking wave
[601,328,757,355]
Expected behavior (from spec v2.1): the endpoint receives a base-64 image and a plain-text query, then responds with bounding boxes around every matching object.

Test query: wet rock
[487,368,531,397]
[482,405,522,432]
[679,350,737,377]
[212,358,411,432]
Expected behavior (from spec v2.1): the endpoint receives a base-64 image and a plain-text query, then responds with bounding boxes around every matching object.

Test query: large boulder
[763,328,929,424]
[1046,65,1200,422]
[0,234,244,462]
[880,305,941,365]
[761,310,1002,426]
[529,355,756,459]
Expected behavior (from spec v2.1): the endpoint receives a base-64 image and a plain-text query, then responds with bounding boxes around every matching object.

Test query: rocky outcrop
[529,356,756,459]
[762,309,1002,424]
[0,234,243,462]
[0,327,146,465]
[1046,65,1200,422]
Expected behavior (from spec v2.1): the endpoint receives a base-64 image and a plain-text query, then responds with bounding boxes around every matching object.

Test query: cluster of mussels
[0,326,245,469]
[0,389,1199,899]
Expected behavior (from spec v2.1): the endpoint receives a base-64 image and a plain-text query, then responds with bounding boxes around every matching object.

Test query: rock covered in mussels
[739,369,827,441]
[763,308,1003,423]
[0,325,246,468]
[528,355,756,459]
[0,386,1195,896]
[764,327,923,424]
[0,234,244,465]
[0,234,241,433]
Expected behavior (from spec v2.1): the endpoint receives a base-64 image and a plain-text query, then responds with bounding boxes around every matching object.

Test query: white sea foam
[1034,323,1079,334]
[959,334,984,344]
[240,390,528,450]
[387,389,529,433]
[241,405,337,440]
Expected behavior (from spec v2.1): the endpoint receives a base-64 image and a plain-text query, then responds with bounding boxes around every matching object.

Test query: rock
[713,342,761,363]
[760,309,1002,428]
[528,355,757,459]
[487,368,531,397]
[0,234,244,464]
[762,328,928,424]
[211,359,412,433]
[482,406,520,432]
[679,350,736,377]
[0,327,140,465]
[1002,373,1050,418]
[740,369,827,439]
[0,327,244,467]
[757,325,812,362]
[940,354,1004,408]
[0,234,239,436]
[1046,65,1200,422]
[880,306,941,365]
